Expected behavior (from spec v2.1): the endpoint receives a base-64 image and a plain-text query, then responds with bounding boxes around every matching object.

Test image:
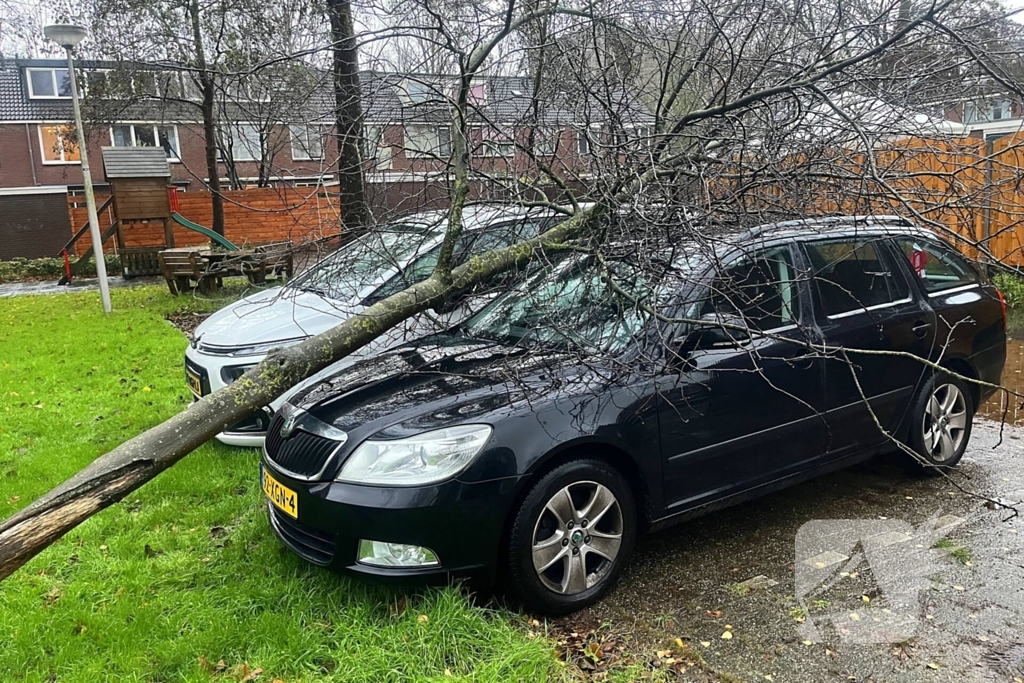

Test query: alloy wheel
[922,382,968,462]
[531,481,623,595]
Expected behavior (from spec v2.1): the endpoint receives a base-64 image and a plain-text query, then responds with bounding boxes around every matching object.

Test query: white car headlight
[336,425,493,486]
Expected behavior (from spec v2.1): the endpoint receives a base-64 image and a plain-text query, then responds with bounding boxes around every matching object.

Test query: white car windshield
[291,225,440,301]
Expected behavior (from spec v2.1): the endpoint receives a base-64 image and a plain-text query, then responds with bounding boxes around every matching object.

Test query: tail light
[997,288,1007,327]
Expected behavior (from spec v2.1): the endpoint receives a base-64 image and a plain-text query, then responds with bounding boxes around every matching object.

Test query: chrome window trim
[826,297,913,321]
[926,283,980,298]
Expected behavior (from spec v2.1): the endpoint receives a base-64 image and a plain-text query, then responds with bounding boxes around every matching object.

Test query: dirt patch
[165,312,210,338]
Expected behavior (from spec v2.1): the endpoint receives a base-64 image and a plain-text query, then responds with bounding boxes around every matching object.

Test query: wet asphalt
[555,422,1024,682]
[550,340,1024,681]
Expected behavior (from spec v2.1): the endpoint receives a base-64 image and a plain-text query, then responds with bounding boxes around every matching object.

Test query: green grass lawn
[0,286,559,683]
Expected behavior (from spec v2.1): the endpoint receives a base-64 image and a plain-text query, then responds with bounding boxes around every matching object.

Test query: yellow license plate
[186,368,203,396]
[262,466,298,519]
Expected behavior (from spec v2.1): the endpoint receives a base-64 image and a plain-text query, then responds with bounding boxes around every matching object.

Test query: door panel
[658,245,829,510]
[802,238,937,456]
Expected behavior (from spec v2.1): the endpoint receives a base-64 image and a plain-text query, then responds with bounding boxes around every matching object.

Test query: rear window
[803,239,909,317]
[893,237,978,293]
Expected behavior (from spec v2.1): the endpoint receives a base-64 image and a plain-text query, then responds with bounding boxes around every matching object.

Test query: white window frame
[26,68,71,99]
[475,125,515,158]
[404,124,450,158]
[37,124,80,164]
[364,125,393,169]
[109,123,182,161]
[401,79,434,105]
[289,124,324,161]
[224,123,264,162]
[577,128,591,155]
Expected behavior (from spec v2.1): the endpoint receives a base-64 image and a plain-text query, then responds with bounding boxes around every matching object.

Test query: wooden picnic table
[158,243,294,295]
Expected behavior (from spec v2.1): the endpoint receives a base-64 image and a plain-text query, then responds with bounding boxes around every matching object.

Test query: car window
[700,246,801,332]
[893,237,978,293]
[362,220,546,305]
[290,225,437,300]
[802,239,908,317]
[464,257,646,352]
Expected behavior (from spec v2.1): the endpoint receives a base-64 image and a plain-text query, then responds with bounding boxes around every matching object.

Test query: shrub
[0,254,122,283]
[993,271,1024,309]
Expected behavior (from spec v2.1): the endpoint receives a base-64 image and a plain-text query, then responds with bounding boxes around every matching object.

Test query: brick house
[0,57,652,192]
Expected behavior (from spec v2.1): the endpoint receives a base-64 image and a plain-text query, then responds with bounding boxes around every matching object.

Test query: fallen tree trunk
[0,211,591,582]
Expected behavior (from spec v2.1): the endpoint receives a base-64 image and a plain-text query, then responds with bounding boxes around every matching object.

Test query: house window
[111,124,181,160]
[404,124,451,158]
[364,125,393,169]
[477,126,515,157]
[290,125,324,161]
[964,98,1014,124]
[38,124,80,163]
[402,80,433,105]
[577,129,591,155]
[27,68,71,98]
[535,128,561,156]
[468,84,486,104]
[224,124,264,162]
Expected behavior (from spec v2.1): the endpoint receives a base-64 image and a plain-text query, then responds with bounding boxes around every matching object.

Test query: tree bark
[189,0,226,236]
[0,210,593,582]
[327,0,368,232]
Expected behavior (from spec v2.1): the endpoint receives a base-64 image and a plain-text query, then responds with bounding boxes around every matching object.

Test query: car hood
[194,287,358,349]
[292,334,574,437]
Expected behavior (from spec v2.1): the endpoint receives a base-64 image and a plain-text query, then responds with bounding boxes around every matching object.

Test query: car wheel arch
[938,356,980,408]
[505,440,652,544]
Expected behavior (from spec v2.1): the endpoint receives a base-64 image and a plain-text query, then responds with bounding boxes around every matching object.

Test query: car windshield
[290,225,439,301]
[462,258,650,353]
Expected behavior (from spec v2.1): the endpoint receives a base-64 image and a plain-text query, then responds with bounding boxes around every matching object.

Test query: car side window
[362,221,542,306]
[893,237,978,293]
[802,239,908,317]
[701,246,802,332]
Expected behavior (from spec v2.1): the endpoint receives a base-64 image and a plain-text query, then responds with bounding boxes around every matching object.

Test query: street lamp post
[44,24,112,313]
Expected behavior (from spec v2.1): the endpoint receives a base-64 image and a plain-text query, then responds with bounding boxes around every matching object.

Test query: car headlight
[336,424,493,486]
[221,363,257,384]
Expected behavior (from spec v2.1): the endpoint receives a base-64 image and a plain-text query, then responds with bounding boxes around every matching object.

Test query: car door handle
[912,321,932,338]
[790,351,815,370]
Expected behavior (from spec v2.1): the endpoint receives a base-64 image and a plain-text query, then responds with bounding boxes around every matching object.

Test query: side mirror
[690,312,750,348]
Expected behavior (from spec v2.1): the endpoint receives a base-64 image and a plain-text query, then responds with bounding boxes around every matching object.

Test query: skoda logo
[571,530,584,545]
[280,413,299,439]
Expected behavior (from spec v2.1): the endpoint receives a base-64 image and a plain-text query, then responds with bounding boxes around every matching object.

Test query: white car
[184,204,562,447]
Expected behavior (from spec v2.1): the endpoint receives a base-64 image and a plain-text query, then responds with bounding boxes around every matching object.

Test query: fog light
[357,540,439,568]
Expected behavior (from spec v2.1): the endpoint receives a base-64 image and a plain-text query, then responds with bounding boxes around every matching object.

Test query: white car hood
[194,287,358,348]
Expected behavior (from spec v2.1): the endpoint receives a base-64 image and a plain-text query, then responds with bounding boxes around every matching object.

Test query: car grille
[267,504,336,565]
[264,413,341,479]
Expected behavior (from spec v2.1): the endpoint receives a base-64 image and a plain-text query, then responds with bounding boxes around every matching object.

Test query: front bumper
[185,345,274,447]
[262,460,520,582]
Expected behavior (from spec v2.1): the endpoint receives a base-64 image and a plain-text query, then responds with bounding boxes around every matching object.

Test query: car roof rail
[740,214,915,241]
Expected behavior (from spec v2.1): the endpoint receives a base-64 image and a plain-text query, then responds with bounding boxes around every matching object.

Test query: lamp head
[43,24,88,50]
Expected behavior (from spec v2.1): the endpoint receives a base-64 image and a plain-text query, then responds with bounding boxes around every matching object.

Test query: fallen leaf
[721,631,733,640]
[802,640,813,646]
[674,637,685,649]
[850,613,861,621]
[417,614,429,624]
[862,595,871,603]
[953,585,965,591]
[705,609,723,618]
[926,662,941,670]
[656,649,673,658]
[445,669,452,677]
[724,624,733,630]
[700,641,711,647]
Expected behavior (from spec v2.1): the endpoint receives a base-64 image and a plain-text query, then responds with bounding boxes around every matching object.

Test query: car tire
[906,371,974,473]
[506,459,636,615]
